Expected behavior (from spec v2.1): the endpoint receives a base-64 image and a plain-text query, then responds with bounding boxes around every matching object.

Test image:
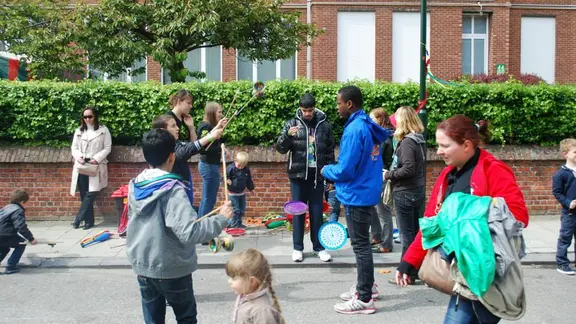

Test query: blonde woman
[383,106,426,279]
[70,107,112,230]
[197,102,227,219]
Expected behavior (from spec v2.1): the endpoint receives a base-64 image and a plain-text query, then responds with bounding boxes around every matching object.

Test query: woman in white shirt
[70,107,112,230]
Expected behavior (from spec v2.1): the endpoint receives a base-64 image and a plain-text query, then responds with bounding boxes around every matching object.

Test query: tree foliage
[0,0,319,82]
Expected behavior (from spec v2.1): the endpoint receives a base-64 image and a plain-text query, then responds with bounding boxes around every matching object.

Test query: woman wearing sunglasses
[70,107,112,230]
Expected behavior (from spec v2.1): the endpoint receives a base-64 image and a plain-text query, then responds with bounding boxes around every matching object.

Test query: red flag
[7,58,19,80]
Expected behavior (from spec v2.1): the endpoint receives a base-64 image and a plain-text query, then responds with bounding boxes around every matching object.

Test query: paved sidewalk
[1,216,570,269]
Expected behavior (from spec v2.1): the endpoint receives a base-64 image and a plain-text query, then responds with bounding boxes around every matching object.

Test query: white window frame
[462,15,489,75]
[235,52,298,82]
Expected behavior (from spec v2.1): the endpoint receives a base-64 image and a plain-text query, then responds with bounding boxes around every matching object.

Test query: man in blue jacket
[322,85,389,315]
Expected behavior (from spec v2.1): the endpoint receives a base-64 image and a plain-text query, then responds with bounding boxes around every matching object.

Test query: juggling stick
[221,143,229,202]
[205,82,265,150]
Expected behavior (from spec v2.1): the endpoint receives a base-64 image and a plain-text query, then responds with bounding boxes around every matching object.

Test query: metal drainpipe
[307,0,312,79]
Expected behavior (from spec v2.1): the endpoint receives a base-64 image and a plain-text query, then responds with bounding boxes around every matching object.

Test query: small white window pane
[205,46,221,81]
[392,12,430,83]
[462,39,472,75]
[338,12,376,81]
[280,56,296,80]
[473,39,485,74]
[184,49,201,81]
[131,59,147,82]
[474,17,487,34]
[521,17,555,83]
[237,56,253,81]
[257,60,276,82]
[163,69,172,84]
[463,17,472,34]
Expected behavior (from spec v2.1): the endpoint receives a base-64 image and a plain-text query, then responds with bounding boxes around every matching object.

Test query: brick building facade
[135,0,576,84]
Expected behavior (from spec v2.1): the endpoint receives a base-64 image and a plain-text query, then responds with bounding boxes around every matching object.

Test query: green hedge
[1,79,576,147]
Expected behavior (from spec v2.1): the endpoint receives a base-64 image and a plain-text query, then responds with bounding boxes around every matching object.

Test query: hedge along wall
[1,80,576,147]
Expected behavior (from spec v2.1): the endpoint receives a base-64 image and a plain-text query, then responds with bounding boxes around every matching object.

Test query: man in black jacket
[0,189,37,274]
[277,93,335,262]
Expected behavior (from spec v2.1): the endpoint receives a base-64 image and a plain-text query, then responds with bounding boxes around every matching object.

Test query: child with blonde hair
[552,138,576,275]
[226,151,255,228]
[226,248,285,324]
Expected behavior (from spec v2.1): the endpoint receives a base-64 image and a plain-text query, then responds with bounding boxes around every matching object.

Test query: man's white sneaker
[314,250,332,262]
[292,250,303,262]
[334,296,376,315]
[340,284,379,301]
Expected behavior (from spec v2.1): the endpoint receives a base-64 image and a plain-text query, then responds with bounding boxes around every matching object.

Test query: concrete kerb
[13,253,558,270]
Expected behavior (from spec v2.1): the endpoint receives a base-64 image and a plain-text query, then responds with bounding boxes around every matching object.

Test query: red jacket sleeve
[486,161,530,227]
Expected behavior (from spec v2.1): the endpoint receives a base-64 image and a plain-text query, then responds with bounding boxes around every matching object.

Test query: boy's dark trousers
[344,205,375,303]
[137,274,197,324]
[0,238,26,271]
[290,175,325,252]
[556,212,576,266]
[228,194,246,227]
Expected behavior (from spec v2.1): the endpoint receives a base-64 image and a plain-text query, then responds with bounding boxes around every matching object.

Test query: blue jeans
[0,239,26,270]
[137,274,197,324]
[229,194,246,227]
[198,162,220,218]
[444,295,500,324]
[556,213,576,266]
[290,176,325,252]
[327,190,341,222]
[345,205,375,302]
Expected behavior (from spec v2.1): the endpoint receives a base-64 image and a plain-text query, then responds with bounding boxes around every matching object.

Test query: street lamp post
[419,0,428,129]
[419,0,428,217]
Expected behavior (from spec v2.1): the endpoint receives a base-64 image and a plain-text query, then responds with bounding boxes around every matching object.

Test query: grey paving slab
[5,219,565,270]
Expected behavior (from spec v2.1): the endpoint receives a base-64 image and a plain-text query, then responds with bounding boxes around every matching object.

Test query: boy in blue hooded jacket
[322,85,389,315]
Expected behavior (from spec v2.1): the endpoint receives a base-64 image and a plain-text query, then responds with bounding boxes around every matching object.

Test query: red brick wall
[0,159,564,220]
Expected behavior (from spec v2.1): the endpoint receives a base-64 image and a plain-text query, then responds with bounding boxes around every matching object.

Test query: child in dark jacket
[0,189,37,274]
[552,138,576,275]
[226,152,255,229]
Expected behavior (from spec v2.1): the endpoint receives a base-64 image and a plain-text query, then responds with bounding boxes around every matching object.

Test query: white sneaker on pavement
[334,295,376,315]
[292,250,303,262]
[314,250,332,262]
[340,284,379,301]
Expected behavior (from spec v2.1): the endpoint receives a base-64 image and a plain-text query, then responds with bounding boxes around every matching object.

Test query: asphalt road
[0,266,573,324]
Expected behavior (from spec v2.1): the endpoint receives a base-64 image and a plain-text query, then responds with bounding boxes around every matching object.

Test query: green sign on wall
[496,64,506,75]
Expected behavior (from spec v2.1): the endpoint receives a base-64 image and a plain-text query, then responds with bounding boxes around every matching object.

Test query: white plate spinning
[318,221,348,251]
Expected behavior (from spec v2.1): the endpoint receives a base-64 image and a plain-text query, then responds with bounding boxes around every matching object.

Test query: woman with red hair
[395,114,529,323]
